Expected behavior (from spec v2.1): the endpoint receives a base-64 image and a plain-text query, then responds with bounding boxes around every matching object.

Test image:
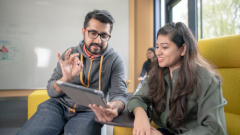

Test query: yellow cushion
[113,121,157,135]
[28,90,49,119]
[218,68,240,115]
[198,34,240,134]
[225,112,240,135]
[198,34,240,68]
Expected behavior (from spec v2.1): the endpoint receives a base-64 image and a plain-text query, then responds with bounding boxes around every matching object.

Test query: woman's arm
[182,77,228,135]
[139,61,148,78]
[132,107,151,135]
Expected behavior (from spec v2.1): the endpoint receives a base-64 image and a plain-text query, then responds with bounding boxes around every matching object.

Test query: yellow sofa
[198,34,240,135]
[28,90,49,119]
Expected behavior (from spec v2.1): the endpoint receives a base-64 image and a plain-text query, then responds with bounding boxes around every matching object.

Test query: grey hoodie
[47,40,128,111]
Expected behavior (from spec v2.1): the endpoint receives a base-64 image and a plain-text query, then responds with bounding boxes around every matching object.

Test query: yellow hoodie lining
[69,54,104,113]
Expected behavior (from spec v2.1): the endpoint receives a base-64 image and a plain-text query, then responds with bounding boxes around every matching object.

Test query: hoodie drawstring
[69,54,104,114]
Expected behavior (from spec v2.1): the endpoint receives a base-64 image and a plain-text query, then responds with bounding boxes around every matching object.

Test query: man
[17,10,127,135]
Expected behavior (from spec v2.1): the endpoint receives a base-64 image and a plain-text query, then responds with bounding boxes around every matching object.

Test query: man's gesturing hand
[57,49,83,83]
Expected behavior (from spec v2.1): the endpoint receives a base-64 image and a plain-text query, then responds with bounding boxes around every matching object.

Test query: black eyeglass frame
[85,28,111,42]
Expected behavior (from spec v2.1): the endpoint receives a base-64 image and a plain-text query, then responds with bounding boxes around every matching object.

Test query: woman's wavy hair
[148,22,220,128]
[146,48,157,74]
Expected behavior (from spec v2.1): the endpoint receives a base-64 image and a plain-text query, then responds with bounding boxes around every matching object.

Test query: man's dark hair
[84,10,115,33]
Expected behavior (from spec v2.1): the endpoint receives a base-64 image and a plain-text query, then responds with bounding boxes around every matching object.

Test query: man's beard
[84,39,107,55]
[85,42,103,55]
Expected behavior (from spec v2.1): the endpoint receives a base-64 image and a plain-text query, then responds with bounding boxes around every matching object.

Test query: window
[172,0,188,26]
[198,0,240,39]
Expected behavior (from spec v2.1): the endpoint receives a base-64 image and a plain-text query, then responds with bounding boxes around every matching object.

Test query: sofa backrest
[198,34,240,115]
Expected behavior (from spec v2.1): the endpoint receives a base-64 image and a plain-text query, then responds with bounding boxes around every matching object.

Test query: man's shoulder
[70,45,81,54]
[104,47,123,61]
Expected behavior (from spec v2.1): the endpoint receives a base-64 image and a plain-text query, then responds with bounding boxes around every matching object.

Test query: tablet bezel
[56,81,108,108]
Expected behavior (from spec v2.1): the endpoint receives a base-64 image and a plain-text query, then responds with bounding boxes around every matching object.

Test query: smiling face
[155,35,186,73]
[82,18,111,55]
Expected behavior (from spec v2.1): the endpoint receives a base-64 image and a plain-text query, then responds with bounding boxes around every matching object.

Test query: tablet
[56,81,108,108]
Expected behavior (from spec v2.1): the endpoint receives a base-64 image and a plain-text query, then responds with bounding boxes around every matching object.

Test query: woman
[127,22,228,135]
[138,48,157,82]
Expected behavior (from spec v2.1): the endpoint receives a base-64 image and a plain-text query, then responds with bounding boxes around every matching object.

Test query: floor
[0,90,33,135]
[0,97,28,135]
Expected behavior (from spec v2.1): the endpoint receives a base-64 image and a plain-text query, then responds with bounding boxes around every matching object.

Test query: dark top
[139,61,148,77]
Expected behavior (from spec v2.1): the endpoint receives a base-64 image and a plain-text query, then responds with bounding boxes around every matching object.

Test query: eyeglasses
[85,29,111,42]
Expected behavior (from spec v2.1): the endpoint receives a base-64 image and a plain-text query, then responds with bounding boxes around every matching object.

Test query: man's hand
[54,49,83,93]
[89,101,124,122]
[57,49,83,82]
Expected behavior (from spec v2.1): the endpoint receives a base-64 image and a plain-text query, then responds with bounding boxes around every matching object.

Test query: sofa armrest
[28,90,49,119]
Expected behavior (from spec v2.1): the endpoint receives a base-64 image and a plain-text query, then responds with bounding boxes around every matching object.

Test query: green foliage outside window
[198,0,240,39]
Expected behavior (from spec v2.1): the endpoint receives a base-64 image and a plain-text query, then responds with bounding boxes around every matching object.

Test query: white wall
[0,0,129,89]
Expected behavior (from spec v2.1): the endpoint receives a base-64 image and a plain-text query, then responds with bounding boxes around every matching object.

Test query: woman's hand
[151,127,163,135]
[138,77,144,81]
[133,107,151,135]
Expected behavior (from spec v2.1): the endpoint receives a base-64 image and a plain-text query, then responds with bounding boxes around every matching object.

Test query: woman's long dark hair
[146,48,157,75]
[148,22,220,128]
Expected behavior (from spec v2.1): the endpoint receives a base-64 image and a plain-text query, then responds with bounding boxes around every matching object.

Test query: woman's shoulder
[144,61,148,65]
[197,65,221,83]
[195,65,222,99]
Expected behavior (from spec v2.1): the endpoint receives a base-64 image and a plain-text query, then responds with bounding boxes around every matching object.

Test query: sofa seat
[225,112,240,135]
[28,90,49,119]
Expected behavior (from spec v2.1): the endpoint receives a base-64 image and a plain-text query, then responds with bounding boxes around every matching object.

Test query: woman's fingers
[133,129,138,135]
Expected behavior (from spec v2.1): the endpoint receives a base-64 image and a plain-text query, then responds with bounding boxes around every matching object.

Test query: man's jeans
[17,98,103,135]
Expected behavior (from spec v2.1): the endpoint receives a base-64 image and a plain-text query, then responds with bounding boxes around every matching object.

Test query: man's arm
[108,54,128,111]
[89,53,127,122]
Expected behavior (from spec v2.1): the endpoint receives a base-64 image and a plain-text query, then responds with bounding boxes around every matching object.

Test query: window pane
[161,0,165,27]
[200,0,240,39]
[172,0,188,26]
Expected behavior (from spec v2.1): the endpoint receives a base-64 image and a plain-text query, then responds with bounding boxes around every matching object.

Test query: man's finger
[89,104,105,121]
[98,107,112,121]
[99,106,118,117]
[73,56,80,63]
[64,49,72,60]
[91,104,107,122]
[77,62,84,72]
[93,104,106,116]
[70,53,79,61]
[57,52,63,64]
[107,101,116,109]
